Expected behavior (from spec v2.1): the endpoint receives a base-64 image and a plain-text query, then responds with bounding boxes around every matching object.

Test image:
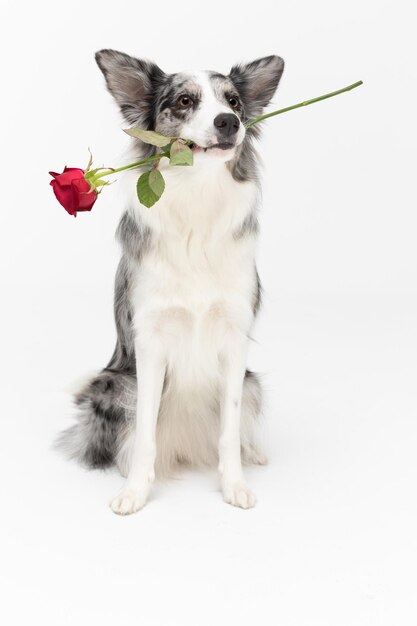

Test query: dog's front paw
[222,481,256,509]
[110,486,149,516]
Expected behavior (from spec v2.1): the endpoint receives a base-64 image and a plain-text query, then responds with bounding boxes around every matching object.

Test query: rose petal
[50,179,76,216]
[71,178,98,211]
[51,167,85,187]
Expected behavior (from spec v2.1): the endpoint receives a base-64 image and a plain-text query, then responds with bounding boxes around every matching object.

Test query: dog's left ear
[229,55,284,116]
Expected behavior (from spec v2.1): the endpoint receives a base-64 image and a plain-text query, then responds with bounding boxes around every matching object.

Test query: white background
[0,0,416,624]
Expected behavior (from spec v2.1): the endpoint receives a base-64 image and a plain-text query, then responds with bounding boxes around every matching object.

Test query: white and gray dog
[58,49,284,515]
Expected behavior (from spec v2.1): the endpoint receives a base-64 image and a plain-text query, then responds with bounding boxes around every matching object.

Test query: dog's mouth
[189,142,235,153]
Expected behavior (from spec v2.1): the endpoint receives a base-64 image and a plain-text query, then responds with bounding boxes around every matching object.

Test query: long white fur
[110,73,260,514]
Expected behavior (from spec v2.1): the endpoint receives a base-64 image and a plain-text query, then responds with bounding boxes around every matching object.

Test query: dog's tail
[55,368,136,469]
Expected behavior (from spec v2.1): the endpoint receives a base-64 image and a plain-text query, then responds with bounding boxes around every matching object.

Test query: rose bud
[49,167,98,217]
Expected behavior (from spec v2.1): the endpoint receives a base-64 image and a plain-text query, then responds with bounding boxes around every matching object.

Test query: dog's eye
[178,95,193,108]
[228,96,240,109]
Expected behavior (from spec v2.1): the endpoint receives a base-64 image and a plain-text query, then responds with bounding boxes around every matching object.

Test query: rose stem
[89,153,164,182]
[244,80,363,129]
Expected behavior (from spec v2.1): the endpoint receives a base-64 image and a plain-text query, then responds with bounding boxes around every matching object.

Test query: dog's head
[95,50,284,167]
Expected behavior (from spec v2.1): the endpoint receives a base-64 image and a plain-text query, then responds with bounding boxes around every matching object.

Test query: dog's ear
[95,49,166,126]
[229,56,284,117]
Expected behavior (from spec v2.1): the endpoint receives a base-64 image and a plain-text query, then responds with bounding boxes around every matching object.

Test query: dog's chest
[127,166,258,366]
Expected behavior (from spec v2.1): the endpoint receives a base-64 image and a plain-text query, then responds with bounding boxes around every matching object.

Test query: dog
[58,49,284,515]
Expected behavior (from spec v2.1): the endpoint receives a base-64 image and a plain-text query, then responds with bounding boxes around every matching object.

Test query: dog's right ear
[95,49,166,126]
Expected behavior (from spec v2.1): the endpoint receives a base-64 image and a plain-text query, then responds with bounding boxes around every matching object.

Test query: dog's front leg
[110,345,165,516]
[219,333,256,509]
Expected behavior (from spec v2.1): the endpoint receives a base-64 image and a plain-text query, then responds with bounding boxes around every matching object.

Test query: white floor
[1,284,415,626]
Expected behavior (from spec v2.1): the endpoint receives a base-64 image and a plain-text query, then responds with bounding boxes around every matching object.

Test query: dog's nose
[214,113,239,137]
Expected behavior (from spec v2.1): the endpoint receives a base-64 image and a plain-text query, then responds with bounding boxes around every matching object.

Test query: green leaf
[123,127,175,147]
[161,142,174,155]
[169,140,193,166]
[148,169,165,197]
[136,170,165,208]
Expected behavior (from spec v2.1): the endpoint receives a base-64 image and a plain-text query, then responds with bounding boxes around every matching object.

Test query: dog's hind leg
[240,371,268,466]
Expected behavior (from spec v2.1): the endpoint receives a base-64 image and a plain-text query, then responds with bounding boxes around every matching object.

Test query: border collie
[58,49,284,515]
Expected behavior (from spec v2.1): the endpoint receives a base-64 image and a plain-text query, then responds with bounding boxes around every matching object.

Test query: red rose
[49,167,98,217]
